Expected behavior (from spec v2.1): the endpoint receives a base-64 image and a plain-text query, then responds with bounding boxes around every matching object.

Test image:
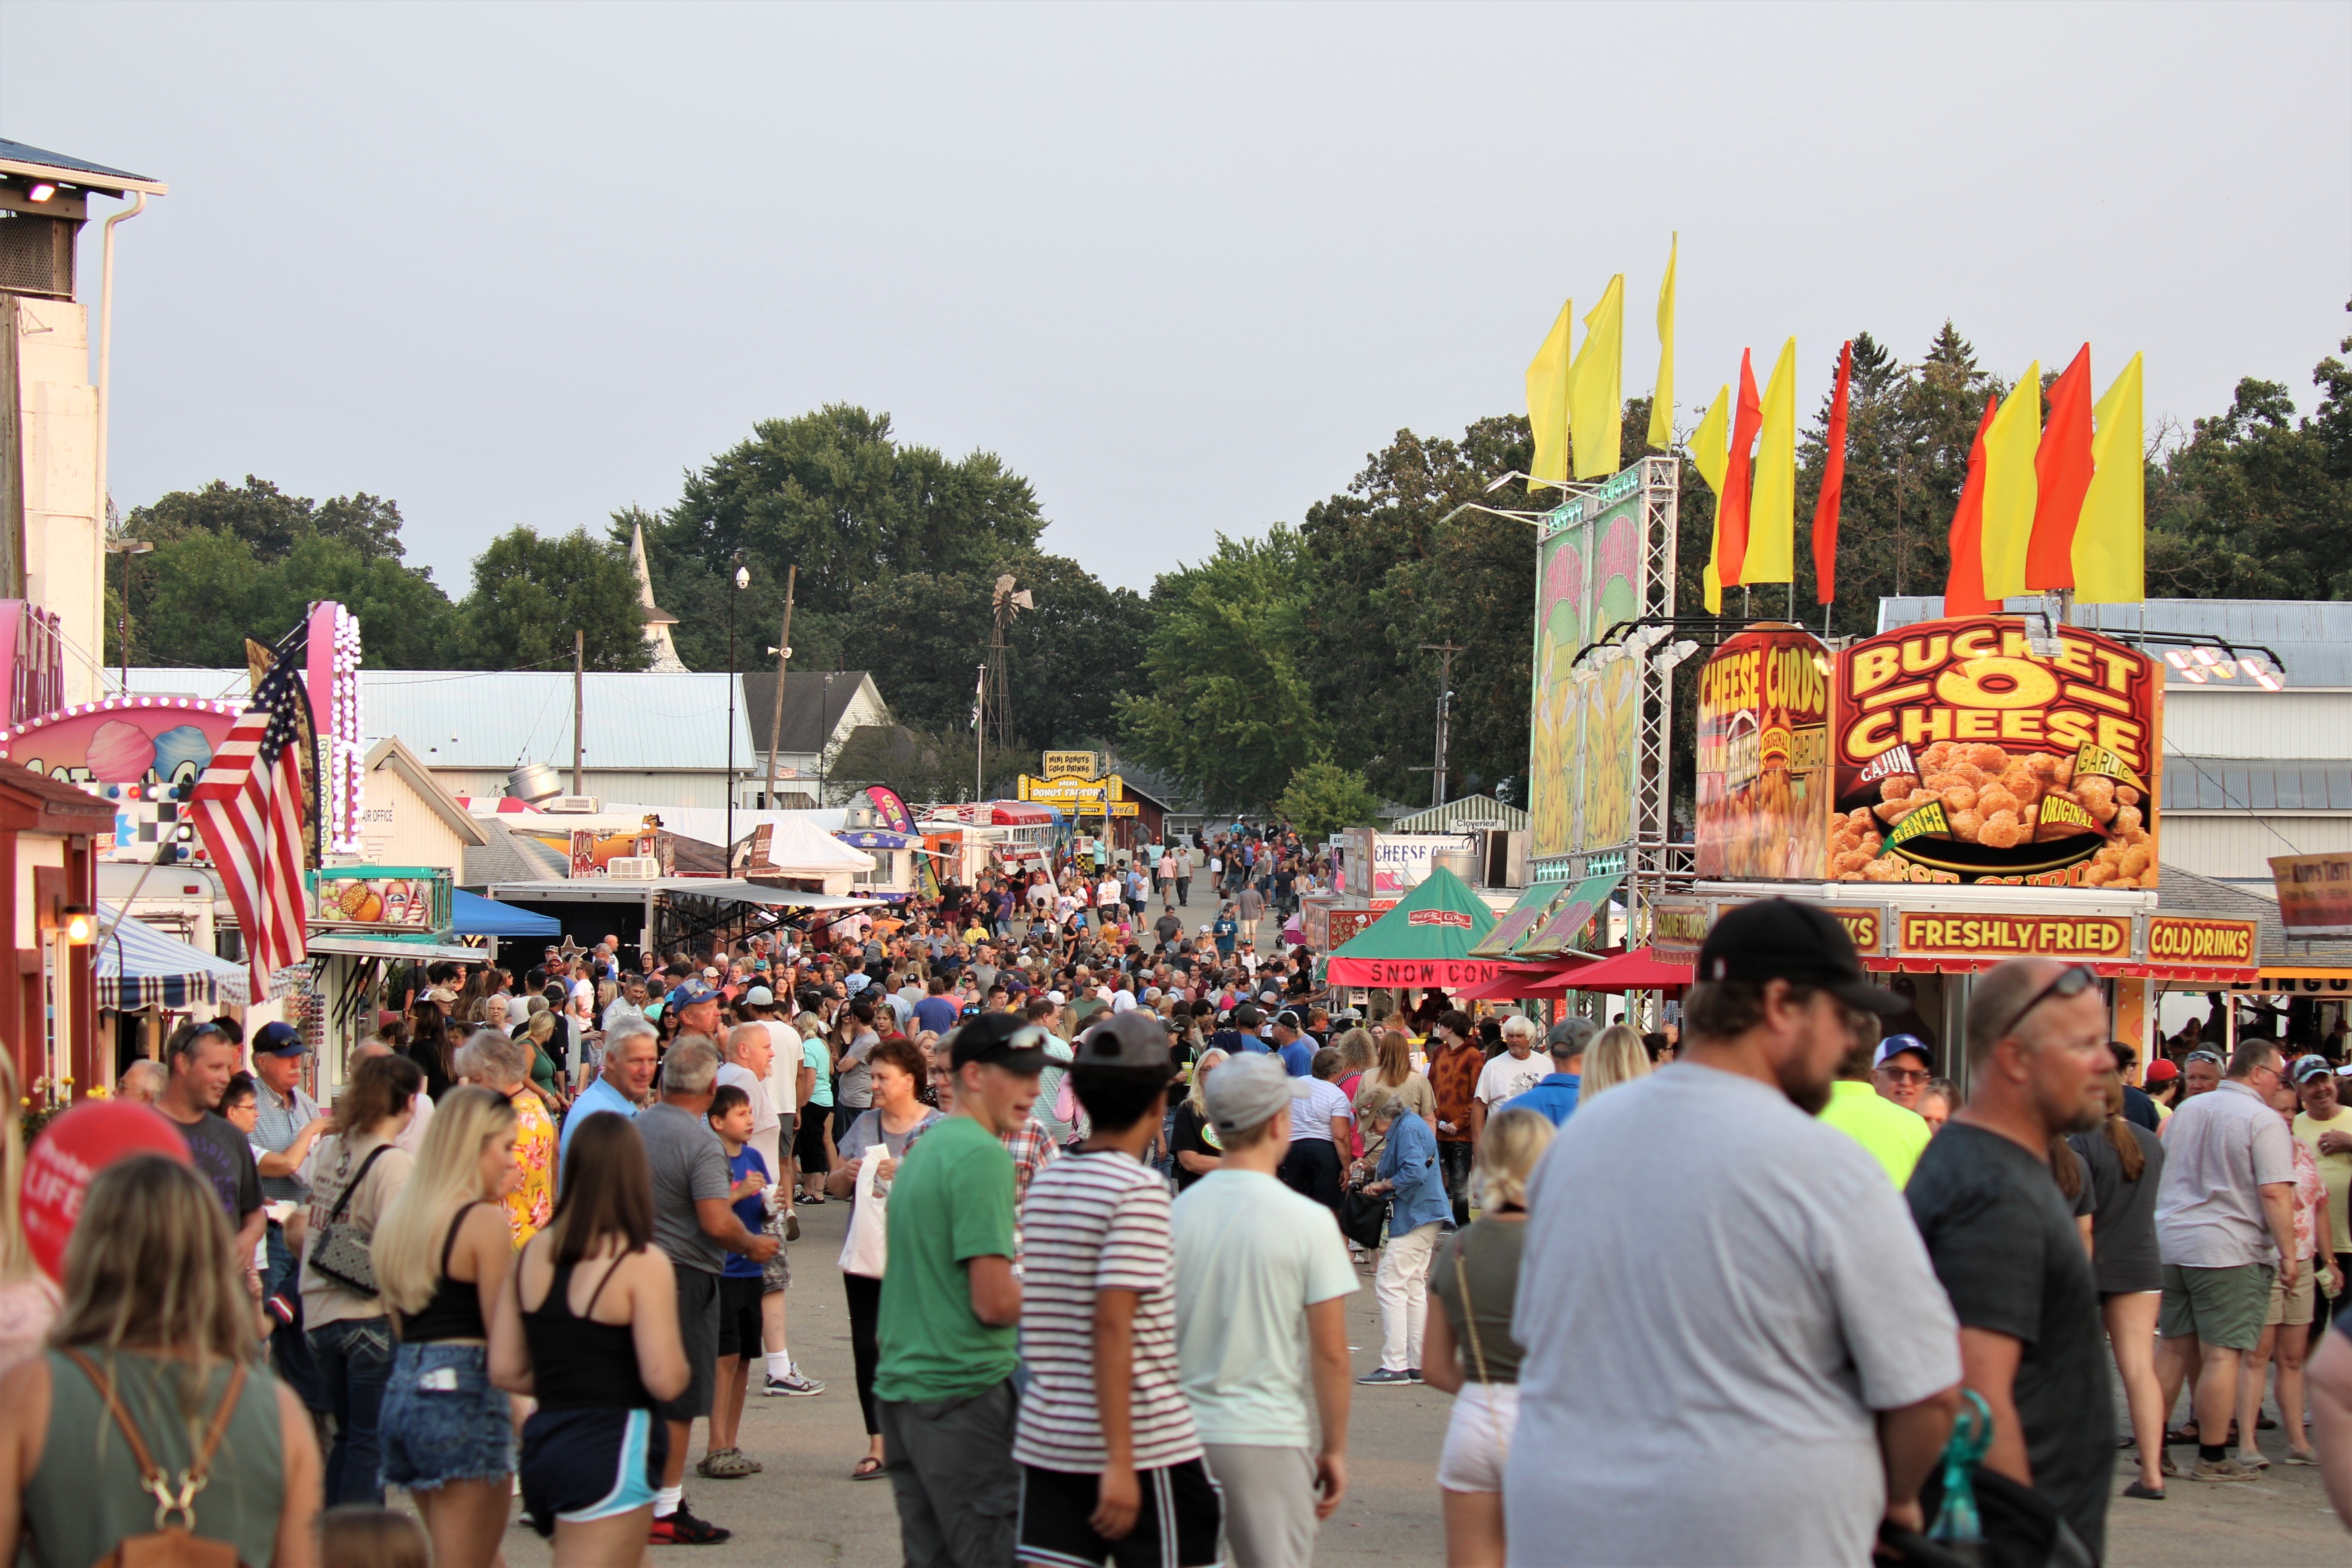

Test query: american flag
[190,646,312,996]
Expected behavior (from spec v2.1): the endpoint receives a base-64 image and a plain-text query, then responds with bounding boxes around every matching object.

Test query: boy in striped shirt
[1014,1012,1223,1568]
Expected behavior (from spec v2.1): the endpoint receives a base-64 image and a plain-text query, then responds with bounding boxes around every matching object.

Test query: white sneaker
[763,1364,826,1396]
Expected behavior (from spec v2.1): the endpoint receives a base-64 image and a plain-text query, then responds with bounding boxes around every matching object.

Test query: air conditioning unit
[544,796,600,814]
[606,856,661,879]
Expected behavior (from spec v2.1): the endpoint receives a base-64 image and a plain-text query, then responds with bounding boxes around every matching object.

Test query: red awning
[1556,946,1693,993]
[1450,955,1603,1001]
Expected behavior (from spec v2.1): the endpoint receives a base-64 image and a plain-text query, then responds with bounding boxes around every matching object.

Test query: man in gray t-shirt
[1509,900,1962,1567]
[637,1037,779,1543]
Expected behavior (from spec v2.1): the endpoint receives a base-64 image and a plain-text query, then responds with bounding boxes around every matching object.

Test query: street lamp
[106,537,152,695]
[726,552,747,866]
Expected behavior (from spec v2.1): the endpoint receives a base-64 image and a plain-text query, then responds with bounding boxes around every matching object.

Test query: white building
[2,138,168,702]
[741,669,888,808]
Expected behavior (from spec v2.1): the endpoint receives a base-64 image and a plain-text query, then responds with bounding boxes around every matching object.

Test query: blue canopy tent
[96,902,252,1009]
[453,888,563,938]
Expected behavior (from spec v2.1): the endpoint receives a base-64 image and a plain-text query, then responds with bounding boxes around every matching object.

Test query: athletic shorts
[656,1266,719,1421]
[717,1274,765,1359]
[1017,1458,1224,1568]
[2160,1262,2273,1351]
[518,1407,666,1535]
[793,1109,832,1172]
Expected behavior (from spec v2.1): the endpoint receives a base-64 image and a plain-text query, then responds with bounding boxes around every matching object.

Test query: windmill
[977,574,1032,799]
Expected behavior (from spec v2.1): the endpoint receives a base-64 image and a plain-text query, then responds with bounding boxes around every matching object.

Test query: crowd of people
[10,838,2352,1568]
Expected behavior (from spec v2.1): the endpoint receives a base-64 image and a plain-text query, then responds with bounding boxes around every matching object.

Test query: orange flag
[1814,340,1852,605]
[1945,395,2003,615]
[2026,345,2096,590]
[1718,350,1764,589]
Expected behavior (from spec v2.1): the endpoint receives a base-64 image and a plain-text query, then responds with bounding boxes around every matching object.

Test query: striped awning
[94,901,252,1010]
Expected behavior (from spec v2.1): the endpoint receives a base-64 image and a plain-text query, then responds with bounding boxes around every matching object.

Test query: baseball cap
[744,985,775,1008]
[253,1020,309,1057]
[1203,1053,1293,1138]
[1046,989,1066,1006]
[1548,1017,1596,1055]
[948,1013,1051,1073]
[2185,1048,2224,1067]
[2144,1059,2180,1085]
[702,966,719,980]
[1694,899,1904,1015]
[1874,1035,1934,1070]
[2291,1054,2334,1085]
[1274,1010,1303,1031]
[668,978,718,1012]
[1231,1004,1263,1030]
[1075,1011,1177,1075]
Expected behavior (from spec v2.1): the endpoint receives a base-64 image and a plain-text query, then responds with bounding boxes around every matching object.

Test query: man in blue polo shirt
[560,1014,659,1164]
[1506,1018,1595,1126]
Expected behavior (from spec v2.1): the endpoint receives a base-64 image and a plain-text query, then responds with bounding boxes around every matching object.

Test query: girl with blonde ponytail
[374,1086,521,1568]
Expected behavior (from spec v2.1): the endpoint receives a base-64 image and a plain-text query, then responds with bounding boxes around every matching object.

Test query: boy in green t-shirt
[873,1012,1047,1565]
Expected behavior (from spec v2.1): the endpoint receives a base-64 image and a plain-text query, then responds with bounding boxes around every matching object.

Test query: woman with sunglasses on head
[826,1036,942,1480]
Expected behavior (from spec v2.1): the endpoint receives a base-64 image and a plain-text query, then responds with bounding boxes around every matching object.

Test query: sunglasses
[1994,964,2099,1043]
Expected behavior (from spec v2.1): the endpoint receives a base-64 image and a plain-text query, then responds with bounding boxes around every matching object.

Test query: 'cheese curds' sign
[1829,617,2162,889]
[1695,627,1834,881]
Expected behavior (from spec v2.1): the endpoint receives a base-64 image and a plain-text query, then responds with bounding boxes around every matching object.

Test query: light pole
[107,537,152,695]
[726,552,747,866]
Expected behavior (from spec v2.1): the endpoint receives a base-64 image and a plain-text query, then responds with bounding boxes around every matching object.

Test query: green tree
[1276,759,1381,837]
[454,527,648,671]
[129,475,410,564]
[1118,527,1325,810]
[635,405,1047,670]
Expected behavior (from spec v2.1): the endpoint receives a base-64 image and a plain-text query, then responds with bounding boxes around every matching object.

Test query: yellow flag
[2073,352,2145,604]
[1740,338,1798,584]
[1646,236,1676,450]
[1979,364,2042,601]
[1690,385,1730,612]
[1525,300,1574,487]
[1567,275,1625,479]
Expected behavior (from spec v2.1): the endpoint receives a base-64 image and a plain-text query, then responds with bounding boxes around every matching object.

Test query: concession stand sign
[2270,852,2352,938]
[1695,627,1834,881]
[1830,617,2161,889]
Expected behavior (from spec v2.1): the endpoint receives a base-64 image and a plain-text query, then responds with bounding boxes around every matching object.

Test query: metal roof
[1394,795,1531,833]
[0,137,167,196]
[2164,756,2352,813]
[122,668,761,773]
[1875,597,2352,689]
[741,671,878,753]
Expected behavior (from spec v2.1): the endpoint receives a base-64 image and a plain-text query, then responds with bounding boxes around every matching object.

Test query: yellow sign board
[1019,773,1125,807]
[1109,802,1139,818]
[1043,751,1102,780]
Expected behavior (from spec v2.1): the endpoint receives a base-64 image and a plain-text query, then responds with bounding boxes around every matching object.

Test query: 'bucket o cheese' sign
[1830,617,2161,888]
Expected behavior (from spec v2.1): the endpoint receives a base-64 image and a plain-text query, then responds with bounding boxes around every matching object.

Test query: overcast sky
[4,2,2346,595]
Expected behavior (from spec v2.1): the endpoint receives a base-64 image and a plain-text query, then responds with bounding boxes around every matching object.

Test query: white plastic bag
[837,1145,889,1278]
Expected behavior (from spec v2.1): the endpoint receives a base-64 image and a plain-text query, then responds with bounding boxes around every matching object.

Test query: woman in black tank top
[491,1112,691,1564]
[374,1085,522,1568]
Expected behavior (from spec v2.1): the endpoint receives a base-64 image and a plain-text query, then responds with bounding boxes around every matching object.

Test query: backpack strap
[61,1349,249,1531]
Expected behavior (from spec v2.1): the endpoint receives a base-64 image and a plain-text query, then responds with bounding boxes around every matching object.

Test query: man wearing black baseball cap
[871,1010,1046,1567]
[1505,899,1961,1565]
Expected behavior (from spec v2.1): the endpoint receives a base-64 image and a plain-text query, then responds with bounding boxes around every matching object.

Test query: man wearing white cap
[1172,1053,1355,1567]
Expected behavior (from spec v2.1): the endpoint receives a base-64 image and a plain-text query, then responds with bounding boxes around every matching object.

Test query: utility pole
[571,630,585,796]
[1421,640,1462,808]
[726,551,747,864]
[762,565,797,812]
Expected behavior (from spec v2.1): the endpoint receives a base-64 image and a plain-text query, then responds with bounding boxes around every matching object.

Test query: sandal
[2163,1424,2200,1446]
[696,1447,759,1479]
[2122,1480,2165,1501]
[852,1455,886,1481]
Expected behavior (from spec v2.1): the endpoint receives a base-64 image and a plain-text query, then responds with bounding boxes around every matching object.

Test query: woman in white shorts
[1423,1107,1553,1568]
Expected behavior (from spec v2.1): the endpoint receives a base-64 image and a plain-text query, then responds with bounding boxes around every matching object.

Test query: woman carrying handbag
[824,1038,940,1480]
[1421,1108,1553,1568]
[301,1052,422,1505]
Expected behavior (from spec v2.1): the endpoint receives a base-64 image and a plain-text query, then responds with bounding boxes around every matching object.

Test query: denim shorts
[379,1342,514,1490]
